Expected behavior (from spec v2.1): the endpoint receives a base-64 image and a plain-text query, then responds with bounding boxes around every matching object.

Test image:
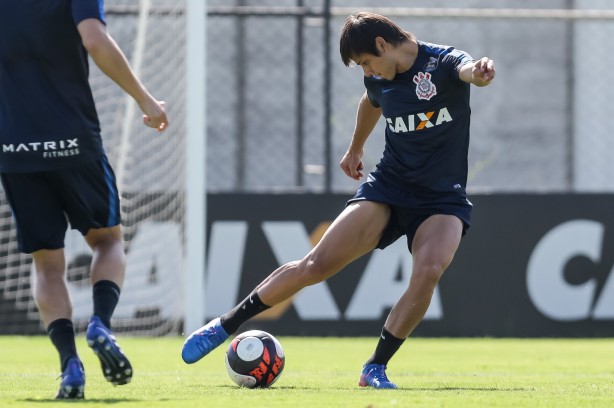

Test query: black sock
[364,327,405,366]
[47,319,78,371]
[220,291,270,334]
[93,280,120,329]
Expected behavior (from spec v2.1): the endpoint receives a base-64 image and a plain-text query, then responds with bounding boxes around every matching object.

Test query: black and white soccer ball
[225,330,285,388]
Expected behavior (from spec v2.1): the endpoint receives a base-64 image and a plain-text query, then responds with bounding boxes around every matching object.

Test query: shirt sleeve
[72,0,106,26]
[363,78,381,108]
[442,48,474,80]
[366,90,381,108]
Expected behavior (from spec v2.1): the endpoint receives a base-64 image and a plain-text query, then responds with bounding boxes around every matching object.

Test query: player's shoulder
[418,41,472,68]
[417,40,465,59]
[418,41,456,57]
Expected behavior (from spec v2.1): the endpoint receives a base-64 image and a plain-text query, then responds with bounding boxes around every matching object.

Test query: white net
[4,0,614,335]
[0,0,189,335]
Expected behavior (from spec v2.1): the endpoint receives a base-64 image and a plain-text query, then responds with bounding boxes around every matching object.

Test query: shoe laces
[59,359,83,380]
[198,325,222,341]
[195,325,224,350]
[366,365,391,383]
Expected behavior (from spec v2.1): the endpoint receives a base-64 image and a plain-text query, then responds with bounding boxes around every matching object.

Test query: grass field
[0,336,612,407]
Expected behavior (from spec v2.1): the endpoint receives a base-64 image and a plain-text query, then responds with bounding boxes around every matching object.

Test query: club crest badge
[413,72,437,101]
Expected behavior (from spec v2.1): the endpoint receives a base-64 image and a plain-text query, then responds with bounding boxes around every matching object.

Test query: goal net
[0,0,195,335]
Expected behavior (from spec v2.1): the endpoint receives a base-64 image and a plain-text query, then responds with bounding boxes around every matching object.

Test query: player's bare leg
[32,249,71,325]
[85,226,126,287]
[32,249,85,399]
[359,214,462,389]
[182,201,391,364]
[256,201,390,305]
[384,214,462,338]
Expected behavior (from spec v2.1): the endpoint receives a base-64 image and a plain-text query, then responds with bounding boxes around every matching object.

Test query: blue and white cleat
[55,357,85,399]
[359,363,398,389]
[181,317,229,364]
[86,316,133,385]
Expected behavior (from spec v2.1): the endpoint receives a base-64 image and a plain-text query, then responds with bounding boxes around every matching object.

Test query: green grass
[0,336,612,407]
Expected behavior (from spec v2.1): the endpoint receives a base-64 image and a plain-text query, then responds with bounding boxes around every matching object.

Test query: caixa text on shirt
[2,138,80,158]
[386,106,453,133]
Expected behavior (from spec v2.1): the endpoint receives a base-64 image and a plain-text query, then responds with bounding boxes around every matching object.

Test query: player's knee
[34,266,65,281]
[31,249,65,280]
[300,257,334,285]
[412,263,446,288]
[85,226,122,250]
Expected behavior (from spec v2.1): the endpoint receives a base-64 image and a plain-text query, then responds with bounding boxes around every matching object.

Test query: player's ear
[374,37,387,54]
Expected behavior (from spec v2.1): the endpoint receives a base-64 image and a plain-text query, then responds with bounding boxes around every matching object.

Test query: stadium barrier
[2,193,613,337]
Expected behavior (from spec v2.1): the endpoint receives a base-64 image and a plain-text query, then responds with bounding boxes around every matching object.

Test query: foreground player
[0,0,167,400]
[182,11,495,389]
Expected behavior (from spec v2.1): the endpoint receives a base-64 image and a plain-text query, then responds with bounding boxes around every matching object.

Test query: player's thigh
[307,200,390,272]
[0,172,67,253]
[411,214,463,272]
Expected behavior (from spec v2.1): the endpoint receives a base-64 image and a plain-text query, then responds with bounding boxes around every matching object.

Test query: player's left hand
[142,100,168,132]
[472,57,495,85]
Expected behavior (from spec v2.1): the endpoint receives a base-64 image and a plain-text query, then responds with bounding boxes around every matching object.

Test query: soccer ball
[225,330,285,388]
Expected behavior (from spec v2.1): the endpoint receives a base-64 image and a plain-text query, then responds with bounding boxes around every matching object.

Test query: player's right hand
[340,150,364,180]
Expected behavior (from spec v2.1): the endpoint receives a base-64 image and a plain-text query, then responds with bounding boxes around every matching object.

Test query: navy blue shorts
[347,172,472,251]
[1,156,121,254]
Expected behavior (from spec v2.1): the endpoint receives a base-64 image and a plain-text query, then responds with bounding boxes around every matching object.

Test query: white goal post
[0,0,207,336]
[185,0,207,335]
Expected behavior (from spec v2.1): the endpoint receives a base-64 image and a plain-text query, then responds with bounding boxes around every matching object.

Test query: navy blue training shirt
[0,0,106,172]
[365,41,474,194]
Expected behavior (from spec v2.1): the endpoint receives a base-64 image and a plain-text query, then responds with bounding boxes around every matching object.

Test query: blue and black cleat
[86,316,133,385]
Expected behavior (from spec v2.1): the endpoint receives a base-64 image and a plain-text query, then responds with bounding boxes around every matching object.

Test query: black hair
[339,11,413,66]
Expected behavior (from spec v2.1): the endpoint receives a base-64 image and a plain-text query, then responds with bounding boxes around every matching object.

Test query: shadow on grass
[214,384,531,392]
[400,386,532,392]
[20,398,159,404]
[173,383,536,393]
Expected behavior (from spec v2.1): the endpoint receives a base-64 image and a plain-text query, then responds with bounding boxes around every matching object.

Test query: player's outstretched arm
[460,57,496,87]
[77,18,168,131]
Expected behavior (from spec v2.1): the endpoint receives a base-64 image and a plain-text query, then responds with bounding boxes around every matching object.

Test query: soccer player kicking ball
[183,11,495,389]
[0,0,167,400]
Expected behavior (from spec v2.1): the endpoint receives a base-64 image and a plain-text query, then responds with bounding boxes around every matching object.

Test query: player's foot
[359,363,398,389]
[55,357,85,399]
[86,316,133,385]
[181,317,229,364]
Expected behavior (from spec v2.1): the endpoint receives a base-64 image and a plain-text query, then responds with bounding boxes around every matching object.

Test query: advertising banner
[1,193,613,337]
[206,194,614,337]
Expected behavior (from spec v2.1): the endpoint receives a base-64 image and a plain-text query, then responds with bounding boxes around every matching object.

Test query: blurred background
[98,0,614,194]
[1,0,613,336]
